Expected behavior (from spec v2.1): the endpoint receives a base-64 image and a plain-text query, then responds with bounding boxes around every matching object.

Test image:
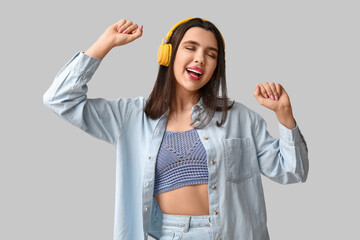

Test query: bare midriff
[155,183,210,216]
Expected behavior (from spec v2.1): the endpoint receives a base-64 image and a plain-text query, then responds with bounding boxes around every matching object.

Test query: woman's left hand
[254,82,296,129]
[253,82,290,112]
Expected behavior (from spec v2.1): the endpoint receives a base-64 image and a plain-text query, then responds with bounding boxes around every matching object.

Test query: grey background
[1,0,359,239]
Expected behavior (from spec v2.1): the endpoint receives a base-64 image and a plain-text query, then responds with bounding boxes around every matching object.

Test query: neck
[171,88,199,114]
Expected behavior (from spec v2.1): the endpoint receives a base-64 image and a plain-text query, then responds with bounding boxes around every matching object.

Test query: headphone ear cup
[157,43,172,67]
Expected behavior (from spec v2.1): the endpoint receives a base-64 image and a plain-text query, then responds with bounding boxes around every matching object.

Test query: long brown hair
[144,18,234,128]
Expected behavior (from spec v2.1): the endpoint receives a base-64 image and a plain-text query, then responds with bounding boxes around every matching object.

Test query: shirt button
[204,136,209,140]
[213,210,218,215]
[148,156,152,161]
[145,182,149,187]
[155,130,160,136]
[145,207,148,212]
[211,160,215,164]
[211,185,216,190]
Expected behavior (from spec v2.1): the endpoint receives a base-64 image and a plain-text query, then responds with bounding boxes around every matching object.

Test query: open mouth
[186,68,203,80]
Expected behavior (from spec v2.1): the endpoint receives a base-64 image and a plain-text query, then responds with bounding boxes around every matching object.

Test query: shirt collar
[159,97,205,120]
[193,97,204,111]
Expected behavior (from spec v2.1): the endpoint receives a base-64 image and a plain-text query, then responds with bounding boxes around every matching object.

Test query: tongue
[188,70,199,77]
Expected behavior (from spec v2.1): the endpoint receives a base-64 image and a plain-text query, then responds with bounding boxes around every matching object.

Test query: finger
[253,84,261,97]
[126,25,143,42]
[123,24,138,34]
[275,83,282,99]
[115,19,127,32]
[253,84,265,103]
[118,20,133,33]
[131,25,141,34]
[262,82,275,100]
[258,84,269,99]
[268,82,279,100]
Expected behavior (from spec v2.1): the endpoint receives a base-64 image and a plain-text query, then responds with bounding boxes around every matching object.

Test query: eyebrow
[182,40,219,53]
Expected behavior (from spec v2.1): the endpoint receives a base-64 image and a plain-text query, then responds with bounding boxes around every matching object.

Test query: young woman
[44,18,309,240]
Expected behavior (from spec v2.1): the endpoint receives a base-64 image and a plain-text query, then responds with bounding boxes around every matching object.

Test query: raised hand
[254,82,296,129]
[109,19,143,47]
[85,19,143,60]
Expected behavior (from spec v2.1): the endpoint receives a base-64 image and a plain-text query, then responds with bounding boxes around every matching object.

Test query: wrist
[85,38,113,60]
[275,107,296,129]
[97,33,117,49]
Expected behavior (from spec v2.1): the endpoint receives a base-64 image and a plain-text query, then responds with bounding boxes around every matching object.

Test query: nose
[194,51,205,65]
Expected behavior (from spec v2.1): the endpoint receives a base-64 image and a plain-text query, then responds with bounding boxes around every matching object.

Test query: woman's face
[173,27,218,96]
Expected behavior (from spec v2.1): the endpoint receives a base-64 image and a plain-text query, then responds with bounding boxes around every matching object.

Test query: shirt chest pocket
[222,138,253,183]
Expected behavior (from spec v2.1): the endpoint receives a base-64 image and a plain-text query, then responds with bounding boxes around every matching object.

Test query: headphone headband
[164,17,200,41]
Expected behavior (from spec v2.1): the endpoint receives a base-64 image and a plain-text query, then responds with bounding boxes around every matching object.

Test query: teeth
[187,68,203,75]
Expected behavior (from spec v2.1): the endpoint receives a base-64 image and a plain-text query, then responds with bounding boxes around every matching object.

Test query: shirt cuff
[278,120,305,145]
[70,52,102,78]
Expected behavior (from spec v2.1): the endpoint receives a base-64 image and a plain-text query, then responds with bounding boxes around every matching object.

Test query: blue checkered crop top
[153,128,209,195]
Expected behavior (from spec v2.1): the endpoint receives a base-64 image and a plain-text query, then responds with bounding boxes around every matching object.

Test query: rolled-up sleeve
[253,113,309,184]
[43,52,133,145]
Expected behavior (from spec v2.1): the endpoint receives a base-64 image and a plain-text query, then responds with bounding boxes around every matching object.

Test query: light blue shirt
[43,52,309,240]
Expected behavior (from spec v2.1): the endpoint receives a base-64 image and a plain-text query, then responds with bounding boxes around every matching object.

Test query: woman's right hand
[85,19,143,60]
[104,19,143,47]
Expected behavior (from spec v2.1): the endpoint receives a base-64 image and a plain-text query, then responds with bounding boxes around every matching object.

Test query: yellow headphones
[157,18,224,67]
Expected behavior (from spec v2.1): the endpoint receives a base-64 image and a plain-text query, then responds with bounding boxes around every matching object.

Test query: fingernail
[264,93,269,98]
[118,29,123,33]
[271,95,275,100]
[123,30,128,34]
[275,95,279,101]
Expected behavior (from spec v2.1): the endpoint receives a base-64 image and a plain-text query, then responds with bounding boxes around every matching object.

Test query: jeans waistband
[162,213,212,232]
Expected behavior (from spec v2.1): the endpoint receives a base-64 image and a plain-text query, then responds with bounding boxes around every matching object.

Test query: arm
[43,19,143,145]
[253,82,309,184]
[252,113,309,184]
